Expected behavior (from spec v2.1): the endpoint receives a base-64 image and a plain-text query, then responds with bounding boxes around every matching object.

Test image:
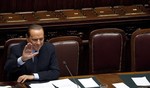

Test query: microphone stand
[63,61,79,88]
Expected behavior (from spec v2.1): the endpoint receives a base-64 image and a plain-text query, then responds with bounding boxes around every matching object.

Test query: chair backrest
[0,38,26,81]
[89,28,126,74]
[131,28,150,71]
[49,36,82,77]
[4,38,26,58]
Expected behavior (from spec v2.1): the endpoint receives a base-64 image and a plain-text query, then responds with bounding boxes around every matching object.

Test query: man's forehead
[29,28,44,32]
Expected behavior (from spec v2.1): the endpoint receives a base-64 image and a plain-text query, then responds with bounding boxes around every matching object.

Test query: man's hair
[27,24,44,37]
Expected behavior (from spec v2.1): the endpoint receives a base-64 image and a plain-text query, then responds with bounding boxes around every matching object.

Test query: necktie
[33,56,38,73]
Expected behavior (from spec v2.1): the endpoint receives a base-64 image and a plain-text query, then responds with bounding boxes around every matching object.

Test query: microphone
[63,61,79,88]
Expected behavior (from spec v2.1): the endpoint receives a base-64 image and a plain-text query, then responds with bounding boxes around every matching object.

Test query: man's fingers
[23,45,28,52]
[17,76,23,83]
[17,78,21,83]
[24,43,32,51]
[17,75,34,83]
[27,43,33,50]
[17,75,27,83]
[21,77,27,83]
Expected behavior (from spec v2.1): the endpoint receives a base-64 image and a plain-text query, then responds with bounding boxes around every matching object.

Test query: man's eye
[40,38,44,41]
[32,39,38,41]
[32,38,44,41]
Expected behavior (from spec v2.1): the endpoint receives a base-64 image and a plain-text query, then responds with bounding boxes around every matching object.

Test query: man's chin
[33,46,42,51]
[33,47,40,51]
[35,49,40,51]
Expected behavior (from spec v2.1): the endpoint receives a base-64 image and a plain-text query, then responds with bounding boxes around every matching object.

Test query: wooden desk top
[0,81,27,88]
[61,71,150,88]
[1,71,150,88]
[95,71,150,88]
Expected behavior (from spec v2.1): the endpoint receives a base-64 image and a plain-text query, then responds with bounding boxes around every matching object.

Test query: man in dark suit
[4,24,60,83]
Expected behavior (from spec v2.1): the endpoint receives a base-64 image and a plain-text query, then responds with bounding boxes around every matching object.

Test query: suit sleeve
[4,45,23,72]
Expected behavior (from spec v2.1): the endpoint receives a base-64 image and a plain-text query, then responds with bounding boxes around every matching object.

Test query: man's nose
[36,39,41,44]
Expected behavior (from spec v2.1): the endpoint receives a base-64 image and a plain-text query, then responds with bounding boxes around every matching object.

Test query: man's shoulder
[14,41,27,48]
[44,42,53,46]
[10,41,26,52]
[41,42,55,52]
[43,42,54,48]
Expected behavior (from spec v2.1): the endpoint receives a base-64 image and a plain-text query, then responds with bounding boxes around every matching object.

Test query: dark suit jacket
[4,41,60,81]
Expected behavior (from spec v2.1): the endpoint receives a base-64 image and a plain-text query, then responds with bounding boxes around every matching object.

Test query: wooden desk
[1,71,150,88]
[0,81,27,88]
[61,71,150,88]
[60,74,122,88]
[95,71,150,88]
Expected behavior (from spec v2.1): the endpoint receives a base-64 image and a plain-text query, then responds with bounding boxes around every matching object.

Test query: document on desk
[131,76,150,86]
[112,82,129,88]
[78,77,100,88]
[29,78,80,88]
[0,86,11,88]
[29,82,55,88]
[50,78,81,88]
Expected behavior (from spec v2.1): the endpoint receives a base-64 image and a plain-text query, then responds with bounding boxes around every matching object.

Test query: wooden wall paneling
[0,0,149,13]
[132,0,149,5]
[120,0,144,5]
[63,0,75,9]
[47,0,57,11]
[34,0,49,11]
[15,0,35,12]
[55,0,63,10]
[94,0,113,7]
[110,0,121,6]
[0,0,16,13]
[73,0,82,9]
[74,0,95,9]
[55,0,76,10]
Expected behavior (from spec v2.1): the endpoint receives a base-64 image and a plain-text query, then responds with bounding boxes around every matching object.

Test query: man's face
[27,28,44,51]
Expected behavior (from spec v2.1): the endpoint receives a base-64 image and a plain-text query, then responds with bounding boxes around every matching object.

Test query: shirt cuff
[33,73,39,80]
[17,56,25,66]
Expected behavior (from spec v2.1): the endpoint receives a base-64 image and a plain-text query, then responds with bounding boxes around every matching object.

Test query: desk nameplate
[2,14,27,23]
[61,10,86,19]
[35,11,60,21]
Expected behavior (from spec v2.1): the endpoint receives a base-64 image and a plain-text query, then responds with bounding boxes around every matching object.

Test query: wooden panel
[0,0,15,13]
[61,10,86,19]
[55,0,76,10]
[0,15,3,23]
[2,14,26,23]
[121,0,150,5]
[0,0,149,13]
[122,5,146,16]
[75,0,95,8]
[15,0,34,12]
[94,0,112,7]
[34,0,49,11]
[15,12,37,21]
[94,7,119,17]
[111,0,121,6]
[47,0,57,11]
[81,8,97,18]
[35,11,60,21]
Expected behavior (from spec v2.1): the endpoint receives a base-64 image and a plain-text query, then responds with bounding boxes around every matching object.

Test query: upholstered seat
[89,28,126,74]
[1,38,26,81]
[131,28,150,71]
[49,36,82,77]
